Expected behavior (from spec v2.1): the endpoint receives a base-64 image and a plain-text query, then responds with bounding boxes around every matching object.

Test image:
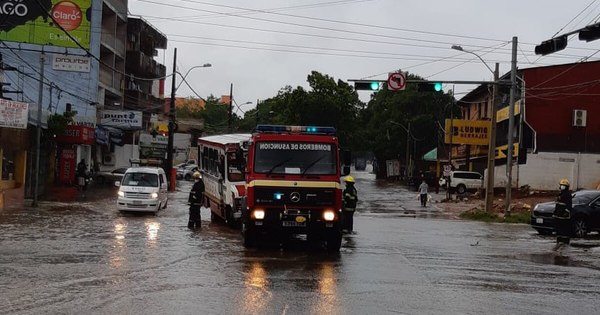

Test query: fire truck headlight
[323,210,335,221]
[253,209,265,220]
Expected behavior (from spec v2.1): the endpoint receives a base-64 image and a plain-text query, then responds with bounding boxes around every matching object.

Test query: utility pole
[505,36,518,216]
[484,63,500,213]
[228,83,233,132]
[405,122,410,181]
[166,48,177,192]
[32,53,45,207]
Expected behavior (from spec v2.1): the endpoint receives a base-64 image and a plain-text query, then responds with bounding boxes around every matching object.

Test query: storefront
[0,100,30,210]
[55,125,96,185]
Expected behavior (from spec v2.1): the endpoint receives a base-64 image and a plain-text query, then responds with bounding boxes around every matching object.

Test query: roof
[125,167,164,174]
[198,133,252,146]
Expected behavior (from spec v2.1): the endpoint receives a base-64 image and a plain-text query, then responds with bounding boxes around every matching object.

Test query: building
[453,60,600,190]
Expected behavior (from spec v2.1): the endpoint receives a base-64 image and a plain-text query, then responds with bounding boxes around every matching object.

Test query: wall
[508,152,600,190]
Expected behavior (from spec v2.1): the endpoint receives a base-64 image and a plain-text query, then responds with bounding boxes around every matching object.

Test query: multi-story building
[453,61,600,190]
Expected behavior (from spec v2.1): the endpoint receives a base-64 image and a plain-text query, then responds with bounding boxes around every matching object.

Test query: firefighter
[342,175,358,233]
[553,178,573,244]
[188,171,205,230]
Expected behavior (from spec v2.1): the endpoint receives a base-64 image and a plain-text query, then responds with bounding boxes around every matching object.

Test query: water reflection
[110,222,127,269]
[242,261,271,314]
[312,262,340,314]
[145,221,160,246]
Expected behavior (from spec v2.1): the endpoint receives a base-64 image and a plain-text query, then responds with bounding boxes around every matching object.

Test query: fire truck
[197,133,252,227]
[241,125,351,251]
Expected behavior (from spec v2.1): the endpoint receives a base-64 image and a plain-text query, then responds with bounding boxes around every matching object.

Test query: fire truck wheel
[326,232,342,252]
[243,228,256,248]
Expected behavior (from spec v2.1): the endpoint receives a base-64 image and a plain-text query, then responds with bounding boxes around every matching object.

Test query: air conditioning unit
[103,153,116,166]
[573,109,587,127]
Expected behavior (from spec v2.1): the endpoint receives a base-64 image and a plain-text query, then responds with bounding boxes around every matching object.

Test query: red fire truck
[198,133,252,227]
[241,125,351,251]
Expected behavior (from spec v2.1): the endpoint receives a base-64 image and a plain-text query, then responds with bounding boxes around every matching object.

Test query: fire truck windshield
[254,142,336,175]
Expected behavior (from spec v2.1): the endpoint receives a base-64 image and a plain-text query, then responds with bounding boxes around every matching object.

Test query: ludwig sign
[100,110,143,130]
[0,99,29,129]
[444,119,491,146]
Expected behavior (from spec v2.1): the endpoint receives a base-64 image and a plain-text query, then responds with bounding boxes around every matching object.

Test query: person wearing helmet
[553,178,572,245]
[187,171,205,230]
[342,175,358,233]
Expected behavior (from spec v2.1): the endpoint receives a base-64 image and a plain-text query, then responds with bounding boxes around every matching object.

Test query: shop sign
[52,54,91,72]
[0,99,29,129]
[445,119,491,146]
[56,124,95,145]
[59,148,76,183]
[100,110,143,130]
[139,133,168,159]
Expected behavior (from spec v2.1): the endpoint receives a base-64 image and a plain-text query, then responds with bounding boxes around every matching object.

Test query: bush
[459,209,531,224]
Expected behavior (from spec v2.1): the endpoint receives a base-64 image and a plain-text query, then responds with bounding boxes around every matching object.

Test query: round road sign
[387,72,406,91]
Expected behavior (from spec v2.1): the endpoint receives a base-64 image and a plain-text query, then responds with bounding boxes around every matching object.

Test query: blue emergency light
[256,125,336,135]
[274,192,284,200]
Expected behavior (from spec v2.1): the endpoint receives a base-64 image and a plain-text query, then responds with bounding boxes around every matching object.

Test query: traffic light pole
[505,37,518,216]
[166,48,177,192]
[484,63,500,213]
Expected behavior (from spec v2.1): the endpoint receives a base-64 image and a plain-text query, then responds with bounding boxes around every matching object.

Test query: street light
[176,63,212,90]
[166,48,212,191]
[451,45,499,213]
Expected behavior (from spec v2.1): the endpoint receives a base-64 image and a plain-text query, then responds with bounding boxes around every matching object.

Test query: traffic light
[534,35,567,55]
[416,81,443,92]
[354,81,381,91]
[579,22,600,42]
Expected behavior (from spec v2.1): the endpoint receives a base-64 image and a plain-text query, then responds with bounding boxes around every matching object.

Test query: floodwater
[1,165,600,314]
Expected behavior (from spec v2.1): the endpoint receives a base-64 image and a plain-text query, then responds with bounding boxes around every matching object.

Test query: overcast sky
[129,0,600,115]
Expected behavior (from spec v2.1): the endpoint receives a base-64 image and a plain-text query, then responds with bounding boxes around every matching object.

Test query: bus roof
[198,133,251,146]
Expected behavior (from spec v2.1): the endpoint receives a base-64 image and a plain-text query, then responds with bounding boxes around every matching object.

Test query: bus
[197,133,252,227]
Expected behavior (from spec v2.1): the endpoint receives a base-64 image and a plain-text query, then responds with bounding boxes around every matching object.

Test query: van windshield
[122,173,159,187]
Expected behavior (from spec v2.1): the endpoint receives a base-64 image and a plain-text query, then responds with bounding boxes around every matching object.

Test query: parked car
[176,164,199,181]
[354,158,367,171]
[93,167,127,184]
[443,171,483,194]
[531,190,600,237]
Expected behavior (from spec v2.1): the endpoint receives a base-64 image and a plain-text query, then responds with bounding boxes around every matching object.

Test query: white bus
[197,133,251,227]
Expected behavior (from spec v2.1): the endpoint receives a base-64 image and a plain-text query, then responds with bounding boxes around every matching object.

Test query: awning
[422,148,437,161]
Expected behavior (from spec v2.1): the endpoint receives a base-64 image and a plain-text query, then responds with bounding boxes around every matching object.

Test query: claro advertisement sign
[444,119,491,146]
[0,0,91,49]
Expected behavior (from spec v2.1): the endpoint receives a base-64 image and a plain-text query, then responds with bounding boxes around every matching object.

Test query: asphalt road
[1,166,600,314]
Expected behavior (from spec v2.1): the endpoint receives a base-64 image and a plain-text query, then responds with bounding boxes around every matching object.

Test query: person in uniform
[342,175,358,233]
[188,172,205,230]
[553,179,573,245]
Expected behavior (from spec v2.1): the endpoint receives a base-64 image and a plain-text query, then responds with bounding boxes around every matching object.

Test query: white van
[440,171,483,194]
[115,167,168,213]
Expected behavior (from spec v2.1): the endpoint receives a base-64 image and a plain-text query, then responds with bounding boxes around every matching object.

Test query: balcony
[124,89,164,114]
[126,51,166,78]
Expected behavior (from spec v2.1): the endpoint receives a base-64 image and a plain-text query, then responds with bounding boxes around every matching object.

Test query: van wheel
[457,184,467,195]
[210,211,217,222]
[162,199,168,209]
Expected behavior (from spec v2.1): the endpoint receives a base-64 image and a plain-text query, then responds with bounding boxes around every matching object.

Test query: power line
[550,0,598,38]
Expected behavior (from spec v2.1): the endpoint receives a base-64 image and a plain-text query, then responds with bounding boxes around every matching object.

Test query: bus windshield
[254,142,336,175]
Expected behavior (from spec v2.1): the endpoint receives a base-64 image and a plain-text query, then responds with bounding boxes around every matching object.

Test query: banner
[0,99,29,129]
[100,110,143,130]
[59,148,76,183]
[445,119,491,146]
[0,0,92,49]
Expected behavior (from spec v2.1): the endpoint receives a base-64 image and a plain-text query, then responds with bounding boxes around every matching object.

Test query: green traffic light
[434,82,443,92]
[370,82,380,90]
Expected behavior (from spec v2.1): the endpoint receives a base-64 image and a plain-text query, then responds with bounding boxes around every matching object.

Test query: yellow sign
[496,101,521,123]
[495,143,519,159]
[0,0,92,49]
[445,119,491,146]
[295,216,306,223]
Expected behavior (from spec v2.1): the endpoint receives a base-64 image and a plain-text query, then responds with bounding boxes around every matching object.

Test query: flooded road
[2,167,600,314]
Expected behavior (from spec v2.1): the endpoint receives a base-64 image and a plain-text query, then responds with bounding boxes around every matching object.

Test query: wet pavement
[1,167,600,314]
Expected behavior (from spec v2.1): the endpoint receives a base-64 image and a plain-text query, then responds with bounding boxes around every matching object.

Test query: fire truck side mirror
[236,148,247,174]
[342,165,351,176]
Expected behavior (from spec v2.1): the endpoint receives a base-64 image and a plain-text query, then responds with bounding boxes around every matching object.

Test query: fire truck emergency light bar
[256,125,336,135]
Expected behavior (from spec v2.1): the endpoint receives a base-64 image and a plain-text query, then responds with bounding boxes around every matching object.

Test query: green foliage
[43,111,77,147]
[459,209,531,224]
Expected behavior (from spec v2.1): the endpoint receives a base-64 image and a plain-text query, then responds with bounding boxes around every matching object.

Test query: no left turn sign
[387,72,406,91]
